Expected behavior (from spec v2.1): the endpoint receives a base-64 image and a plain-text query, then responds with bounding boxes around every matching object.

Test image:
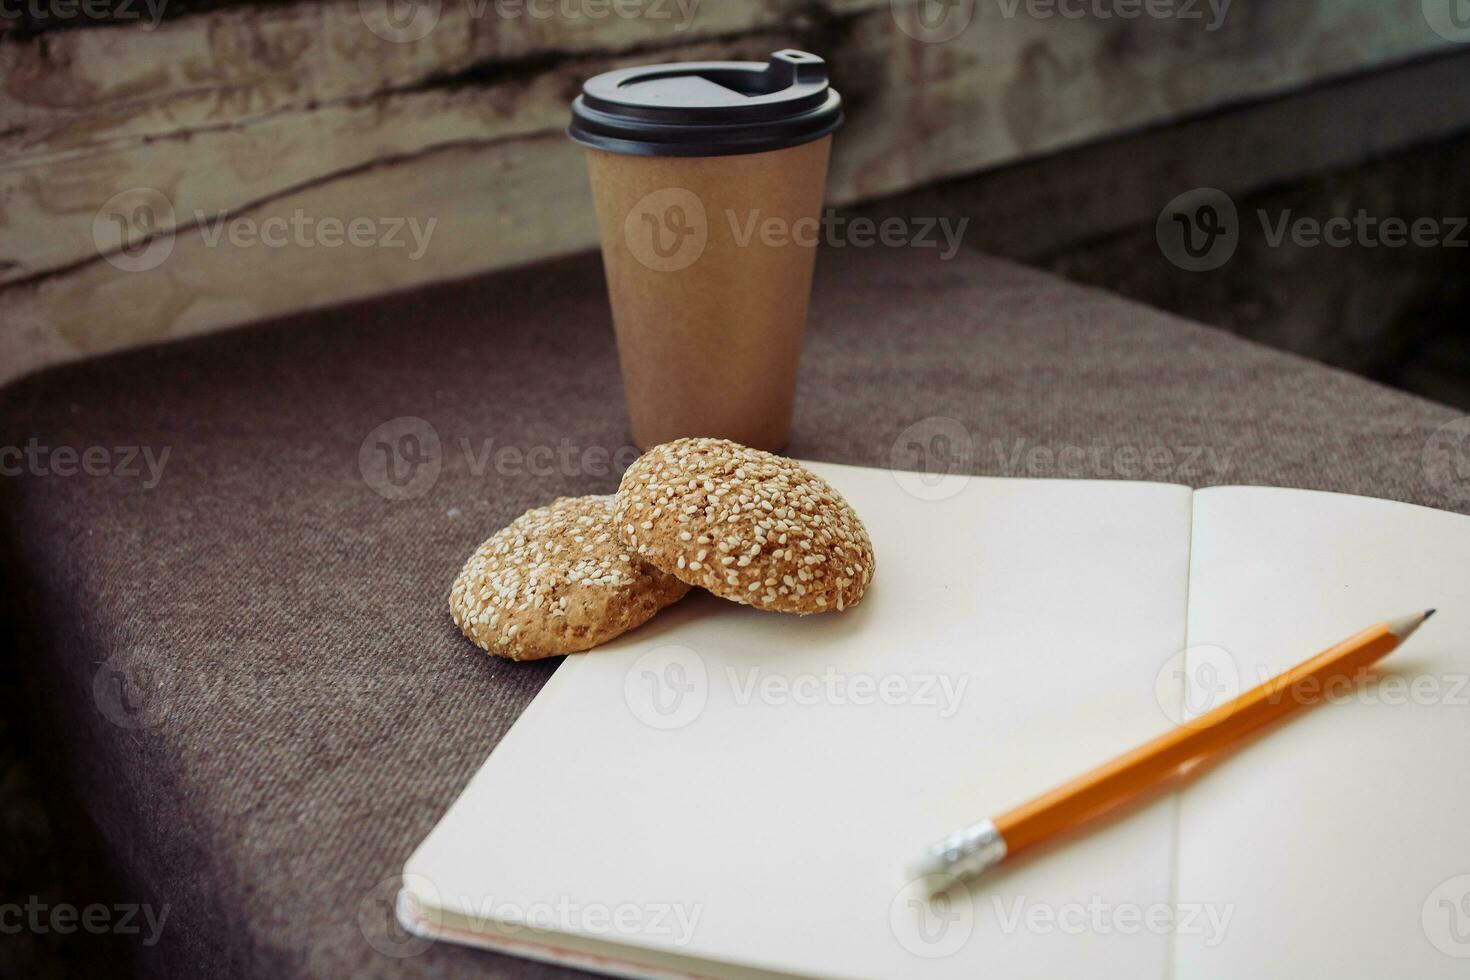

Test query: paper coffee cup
[570,51,843,451]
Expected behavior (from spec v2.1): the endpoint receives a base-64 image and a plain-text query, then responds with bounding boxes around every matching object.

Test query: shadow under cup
[570,50,844,451]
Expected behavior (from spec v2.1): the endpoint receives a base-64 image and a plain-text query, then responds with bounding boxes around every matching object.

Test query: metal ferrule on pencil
[914,818,1008,884]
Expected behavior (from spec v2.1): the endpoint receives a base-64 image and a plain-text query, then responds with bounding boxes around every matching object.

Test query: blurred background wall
[2,0,1466,393]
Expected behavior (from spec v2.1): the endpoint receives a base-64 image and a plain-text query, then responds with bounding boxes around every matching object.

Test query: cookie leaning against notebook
[450,495,691,660]
[616,438,875,614]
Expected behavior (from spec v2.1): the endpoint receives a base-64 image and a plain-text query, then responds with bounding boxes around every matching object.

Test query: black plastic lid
[568,49,843,158]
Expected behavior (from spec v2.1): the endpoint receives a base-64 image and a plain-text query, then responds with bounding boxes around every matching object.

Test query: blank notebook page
[1176,487,1470,980]
[405,467,1194,978]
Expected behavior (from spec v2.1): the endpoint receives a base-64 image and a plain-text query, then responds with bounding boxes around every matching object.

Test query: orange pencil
[913,610,1436,888]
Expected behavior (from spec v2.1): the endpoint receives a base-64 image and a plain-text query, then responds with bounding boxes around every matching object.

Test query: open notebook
[400,464,1470,979]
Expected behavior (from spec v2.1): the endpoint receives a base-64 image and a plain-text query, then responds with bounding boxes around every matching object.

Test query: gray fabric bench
[1,245,1463,978]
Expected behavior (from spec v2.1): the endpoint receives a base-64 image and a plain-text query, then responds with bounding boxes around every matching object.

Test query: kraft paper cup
[570,50,843,451]
[585,137,831,450]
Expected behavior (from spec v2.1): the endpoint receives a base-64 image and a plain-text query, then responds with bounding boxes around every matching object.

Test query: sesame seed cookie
[450,495,691,660]
[616,438,875,614]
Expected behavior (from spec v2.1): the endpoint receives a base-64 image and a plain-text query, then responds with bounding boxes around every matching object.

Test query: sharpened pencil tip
[1426,609,1437,620]
[1387,610,1435,641]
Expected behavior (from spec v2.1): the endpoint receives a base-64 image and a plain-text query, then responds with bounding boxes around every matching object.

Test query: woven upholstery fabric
[0,246,1463,978]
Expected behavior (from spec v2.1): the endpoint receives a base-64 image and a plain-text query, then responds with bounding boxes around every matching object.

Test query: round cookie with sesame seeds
[449,495,691,660]
[616,438,875,614]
